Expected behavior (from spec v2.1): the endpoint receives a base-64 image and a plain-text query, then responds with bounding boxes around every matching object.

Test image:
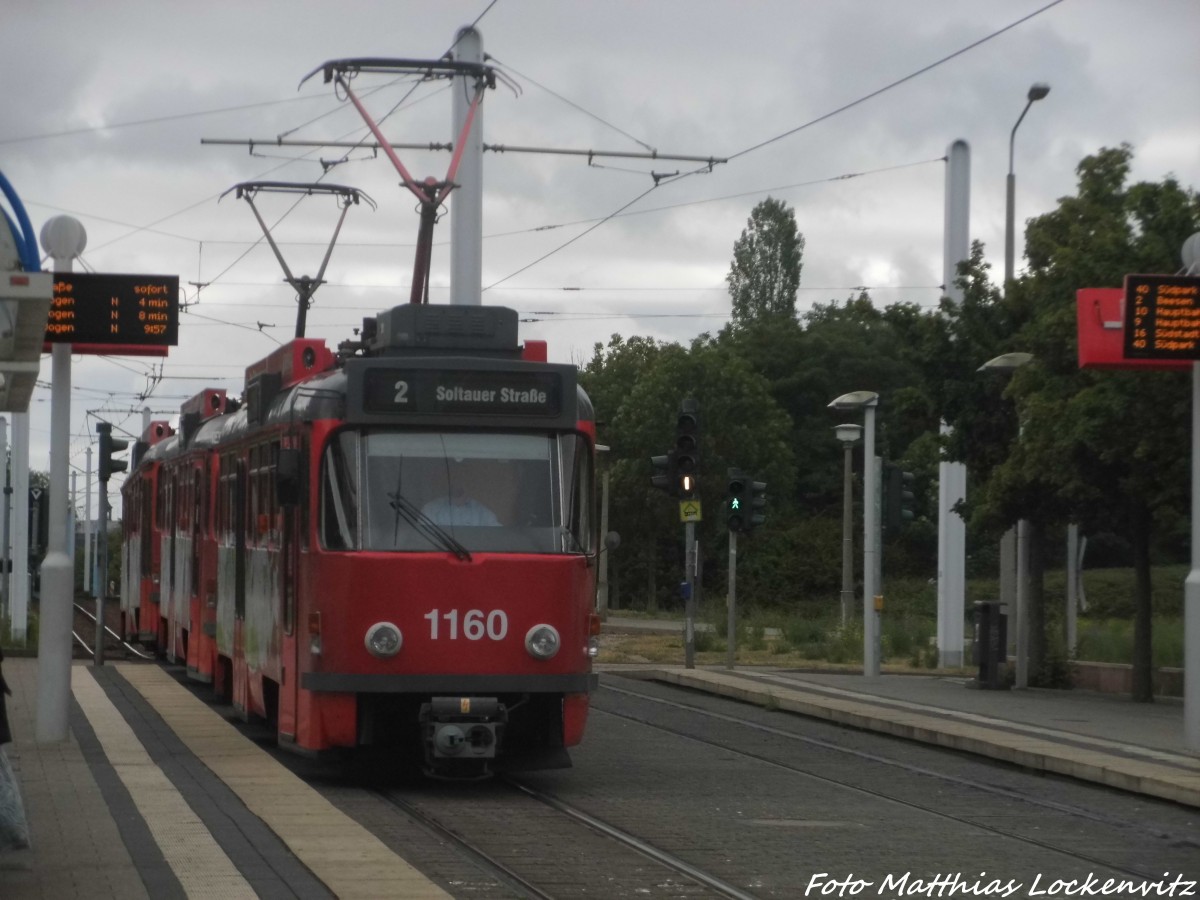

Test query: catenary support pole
[938,139,970,668]
[450,26,484,306]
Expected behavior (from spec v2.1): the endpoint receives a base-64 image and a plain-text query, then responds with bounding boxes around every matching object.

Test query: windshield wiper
[388,483,472,561]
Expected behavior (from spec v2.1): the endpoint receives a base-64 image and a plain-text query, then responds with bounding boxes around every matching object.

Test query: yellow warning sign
[679,500,702,523]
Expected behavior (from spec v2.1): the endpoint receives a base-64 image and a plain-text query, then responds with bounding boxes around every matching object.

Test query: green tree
[951,146,1199,696]
[582,336,794,610]
[1012,147,1197,697]
[726,197,804,330]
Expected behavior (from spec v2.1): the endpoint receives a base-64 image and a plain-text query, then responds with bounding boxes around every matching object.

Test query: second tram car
[121,303,601,776]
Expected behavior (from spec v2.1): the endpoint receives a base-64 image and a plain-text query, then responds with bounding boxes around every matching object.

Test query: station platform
[602,615,1199,806]
[2,645,1199,897]
[0,657,450,899]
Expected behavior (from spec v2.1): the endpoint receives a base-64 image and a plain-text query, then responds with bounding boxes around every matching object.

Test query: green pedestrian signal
[727,468,767,533]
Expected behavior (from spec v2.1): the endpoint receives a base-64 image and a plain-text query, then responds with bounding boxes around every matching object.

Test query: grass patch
[1075,618,1183,668]
[597,605,950,671]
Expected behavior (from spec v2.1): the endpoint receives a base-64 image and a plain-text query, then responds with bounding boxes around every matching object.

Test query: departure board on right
[1123,274,1200,361]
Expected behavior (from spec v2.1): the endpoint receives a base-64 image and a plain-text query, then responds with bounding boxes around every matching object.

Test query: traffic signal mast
[97,421,129,482]
[647,398,703,669]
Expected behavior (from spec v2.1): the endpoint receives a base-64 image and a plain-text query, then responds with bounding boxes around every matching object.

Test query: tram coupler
[420,696,506,765]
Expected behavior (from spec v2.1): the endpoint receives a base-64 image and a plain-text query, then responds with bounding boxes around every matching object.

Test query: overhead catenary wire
[478,1,1064,287]
[729,0,1069,163]
[40,2,1060,478]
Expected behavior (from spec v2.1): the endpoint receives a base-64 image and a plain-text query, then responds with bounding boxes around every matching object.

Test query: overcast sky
[3,0,1199,512]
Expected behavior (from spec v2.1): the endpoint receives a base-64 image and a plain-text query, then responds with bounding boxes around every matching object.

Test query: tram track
[377,776,759,899]
[595,679,1199,883]
[505,777,760,900]
[71,597,153,660]
[378,788,559,900]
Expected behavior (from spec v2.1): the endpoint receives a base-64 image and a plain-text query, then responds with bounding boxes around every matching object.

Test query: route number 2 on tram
[424,609,509,640]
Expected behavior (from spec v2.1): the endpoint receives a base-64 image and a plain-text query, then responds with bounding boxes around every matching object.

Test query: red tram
[121,303,601,776]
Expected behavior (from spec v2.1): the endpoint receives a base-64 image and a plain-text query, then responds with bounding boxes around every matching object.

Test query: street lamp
[978,352,1033,689]
[829,391,880,677]
[834,424,863,627]
[1005,82,1050,289]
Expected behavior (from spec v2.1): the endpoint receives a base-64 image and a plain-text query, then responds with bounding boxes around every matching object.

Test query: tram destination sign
[45,272,179,348]
[1123,274,1200,361]
[362,367,564,418]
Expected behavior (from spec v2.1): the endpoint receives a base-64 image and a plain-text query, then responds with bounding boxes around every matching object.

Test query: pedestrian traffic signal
[727,469,747,531]
[727,468,767,533]
[675,399,700,498]
[884,464,916,531]
[97,421,129,482]
[650,452,678,496]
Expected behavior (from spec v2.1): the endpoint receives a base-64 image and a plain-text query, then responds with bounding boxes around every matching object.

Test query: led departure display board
[362,368,563,417]
[45,272,179,347]
[1123,274,1200,361]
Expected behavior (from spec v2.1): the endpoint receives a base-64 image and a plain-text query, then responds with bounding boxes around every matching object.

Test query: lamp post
[979,352,1034,688]
[1005,83,1050,290]
[829,392,880,676]
[834,424,863,627]
[1000,83,1047,687]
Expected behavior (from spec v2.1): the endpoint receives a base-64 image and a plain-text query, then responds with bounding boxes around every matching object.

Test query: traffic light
[884,464,916,531]
[650,452,678,496]
[97,421,129,482]
[675,399,700,497]
[727,469,747,531]
[747,478,767,531]
[727,468,767,533]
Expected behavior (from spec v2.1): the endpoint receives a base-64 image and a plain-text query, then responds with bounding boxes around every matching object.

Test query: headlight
[525,624,561,660]
[365,622,403,658]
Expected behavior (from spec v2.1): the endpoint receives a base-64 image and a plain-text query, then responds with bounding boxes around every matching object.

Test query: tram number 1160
[424,608,509,641]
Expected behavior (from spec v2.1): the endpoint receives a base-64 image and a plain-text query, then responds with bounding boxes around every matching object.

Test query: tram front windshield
[321,430,593,555]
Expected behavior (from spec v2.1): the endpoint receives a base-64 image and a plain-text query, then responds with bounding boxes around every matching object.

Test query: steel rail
[505,777,760,900]
[598,681,1177,881]
[378,790,556,900]
[74,601,154,660]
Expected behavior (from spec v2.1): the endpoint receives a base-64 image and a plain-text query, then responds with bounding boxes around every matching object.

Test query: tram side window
[218,454,235,541]
[248,446,259,544]
[248,444,277,545]
[140,483,153,575]
[321,431,360,550]
[194,469,203,536]
[563,434,595,554]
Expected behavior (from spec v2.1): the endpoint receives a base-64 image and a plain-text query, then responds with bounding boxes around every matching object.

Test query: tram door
[277,444,302,739]
[279,493,299,741]
[232,460,248,714]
